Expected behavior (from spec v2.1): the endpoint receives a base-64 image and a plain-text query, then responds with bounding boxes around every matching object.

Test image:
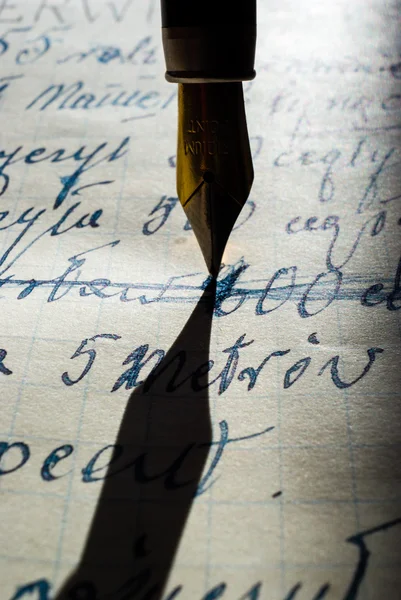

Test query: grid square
[13,385,83,440]
[348,395,401,447]
[353,446,401,501]
[211,447,280,503]
[0,494,64,561]
[281,446,354,502]
[280,394,349,447]
[210,504,281,567]
[283,503,356,565]
[214,395,278,450]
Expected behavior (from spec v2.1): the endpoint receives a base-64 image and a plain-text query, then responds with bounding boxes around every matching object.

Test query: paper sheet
[1,1,401,598]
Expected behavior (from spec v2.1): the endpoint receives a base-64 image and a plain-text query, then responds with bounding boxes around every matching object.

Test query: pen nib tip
[184,178,243,278]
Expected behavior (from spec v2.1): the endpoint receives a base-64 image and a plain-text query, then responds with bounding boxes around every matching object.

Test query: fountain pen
[161,0,256,277]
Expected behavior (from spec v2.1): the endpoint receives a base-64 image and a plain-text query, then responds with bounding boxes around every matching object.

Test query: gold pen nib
[176,83,254,277]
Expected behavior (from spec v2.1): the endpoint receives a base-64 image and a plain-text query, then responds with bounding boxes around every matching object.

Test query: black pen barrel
[161,0,256,26]
[160,0,257,83]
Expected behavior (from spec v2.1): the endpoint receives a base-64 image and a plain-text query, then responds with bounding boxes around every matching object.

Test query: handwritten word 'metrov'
[57,332,384,395]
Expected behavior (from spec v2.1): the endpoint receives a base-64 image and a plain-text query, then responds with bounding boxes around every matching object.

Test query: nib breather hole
[203,170,215,183]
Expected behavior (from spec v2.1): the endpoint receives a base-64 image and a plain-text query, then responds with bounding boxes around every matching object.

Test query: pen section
[161,0,256,83]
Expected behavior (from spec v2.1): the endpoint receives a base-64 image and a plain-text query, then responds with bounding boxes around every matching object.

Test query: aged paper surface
[0,1,400,599]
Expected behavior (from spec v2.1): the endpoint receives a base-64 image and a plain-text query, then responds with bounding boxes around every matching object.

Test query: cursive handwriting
[1,235,399,318]
[0,136,129,208]
[25,80,177,119]
[9,517,401,599]
[0,420,273,495]
[57,332,384,395]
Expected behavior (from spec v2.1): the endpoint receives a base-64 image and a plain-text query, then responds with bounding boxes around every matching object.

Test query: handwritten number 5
[15,32,51,65]
[15,26,71,65]
[0,27,32,57]
[62,334,121,386]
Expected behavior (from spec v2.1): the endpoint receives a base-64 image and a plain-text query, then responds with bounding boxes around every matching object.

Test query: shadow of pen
[55,281,216,600]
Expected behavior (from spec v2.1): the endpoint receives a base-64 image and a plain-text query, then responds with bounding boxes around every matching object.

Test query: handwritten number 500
[62,334,121,386]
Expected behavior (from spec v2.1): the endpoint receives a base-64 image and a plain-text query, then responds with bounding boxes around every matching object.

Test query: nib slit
[214,180,244,208]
